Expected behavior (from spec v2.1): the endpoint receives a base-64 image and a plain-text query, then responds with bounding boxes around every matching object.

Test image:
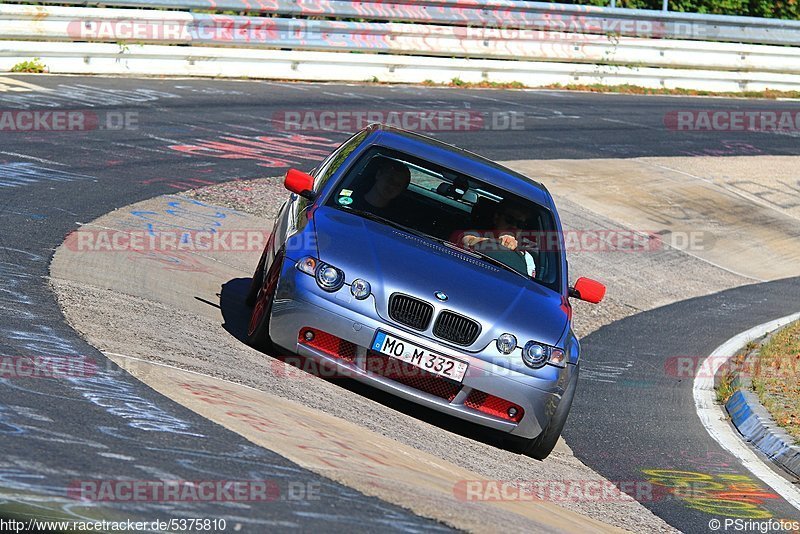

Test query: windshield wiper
[341,207,417,234]
[460,247,530,279]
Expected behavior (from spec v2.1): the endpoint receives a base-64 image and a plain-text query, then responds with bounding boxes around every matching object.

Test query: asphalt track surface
[1,75,799,532]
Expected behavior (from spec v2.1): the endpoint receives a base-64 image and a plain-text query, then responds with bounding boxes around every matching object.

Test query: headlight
[350,278,371,300]
[297,256,349,294]
[315,262,345,292]
[522,342,547,368]
[496,333,517,355]
[522,341,567,369]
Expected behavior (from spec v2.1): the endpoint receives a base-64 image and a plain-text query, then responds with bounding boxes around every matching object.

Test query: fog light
[496,333,517,355]
[350,278,371,300]
[508,407,518,418]
[303,330,315,342]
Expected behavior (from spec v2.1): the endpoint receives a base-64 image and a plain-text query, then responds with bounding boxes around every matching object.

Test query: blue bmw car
[246,123,605,459]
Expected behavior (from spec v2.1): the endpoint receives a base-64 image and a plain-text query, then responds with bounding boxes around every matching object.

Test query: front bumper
[269,259,573,439]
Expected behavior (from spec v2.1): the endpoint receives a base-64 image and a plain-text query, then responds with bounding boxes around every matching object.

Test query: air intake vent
[388,294,434,331]
[433,311,481,346]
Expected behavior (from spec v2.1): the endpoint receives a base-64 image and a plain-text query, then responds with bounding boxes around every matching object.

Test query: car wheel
[246,249,284,351]
[245,249,268,307]
[508,366,579,460]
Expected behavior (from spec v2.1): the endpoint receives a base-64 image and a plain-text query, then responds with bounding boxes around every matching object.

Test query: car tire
[246,249,284,351]
[508,366,579,460]
[245,248,269,307]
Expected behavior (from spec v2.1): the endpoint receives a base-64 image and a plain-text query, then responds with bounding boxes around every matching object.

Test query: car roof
[362,123,552,208]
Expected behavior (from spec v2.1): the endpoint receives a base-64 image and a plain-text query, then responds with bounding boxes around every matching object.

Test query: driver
[462,201,537,278]
[349,159,412,224]
[362,159,411,209]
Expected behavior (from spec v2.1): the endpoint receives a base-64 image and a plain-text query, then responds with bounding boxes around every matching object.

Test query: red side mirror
[570,277,606,304]
[284,168,316,199]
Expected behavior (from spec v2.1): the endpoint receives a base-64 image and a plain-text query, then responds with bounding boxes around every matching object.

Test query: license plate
[371,331,469,382]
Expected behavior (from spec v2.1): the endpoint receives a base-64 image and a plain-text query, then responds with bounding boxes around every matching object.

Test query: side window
[313,130,368,193]
[293,130,368,232]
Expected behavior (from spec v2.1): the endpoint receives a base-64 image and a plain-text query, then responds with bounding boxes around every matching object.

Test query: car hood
[313,207,568,348]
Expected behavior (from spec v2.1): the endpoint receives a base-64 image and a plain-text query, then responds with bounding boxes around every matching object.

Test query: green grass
[541,83,800,99]
[715,341,757,404]
[10,58,46,73]
[752,321,800,443]
[413,79,800,98]
[419,78,527,90]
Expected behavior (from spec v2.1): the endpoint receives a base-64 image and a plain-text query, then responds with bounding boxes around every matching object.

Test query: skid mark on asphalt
[680,139,764,158]
[0,162,94,189]
[0,249,219,526]
[0,83,180,109]
[0,152,67,166]
[462,92,583,119]
[0,76,50,93]
[580,360,635,384]
[168,132,340,168]
[645,159,800,224]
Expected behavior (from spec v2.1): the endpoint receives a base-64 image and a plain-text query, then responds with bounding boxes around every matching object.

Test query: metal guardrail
[1,2,799,91]
[4,0,800,46]
[2,4,800,74]
[2,40,799,94]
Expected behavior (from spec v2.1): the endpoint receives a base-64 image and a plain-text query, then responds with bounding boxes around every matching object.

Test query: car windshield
[325,146,562,292]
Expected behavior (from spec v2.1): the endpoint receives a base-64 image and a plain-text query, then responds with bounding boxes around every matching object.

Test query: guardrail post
[662,0,669,11]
